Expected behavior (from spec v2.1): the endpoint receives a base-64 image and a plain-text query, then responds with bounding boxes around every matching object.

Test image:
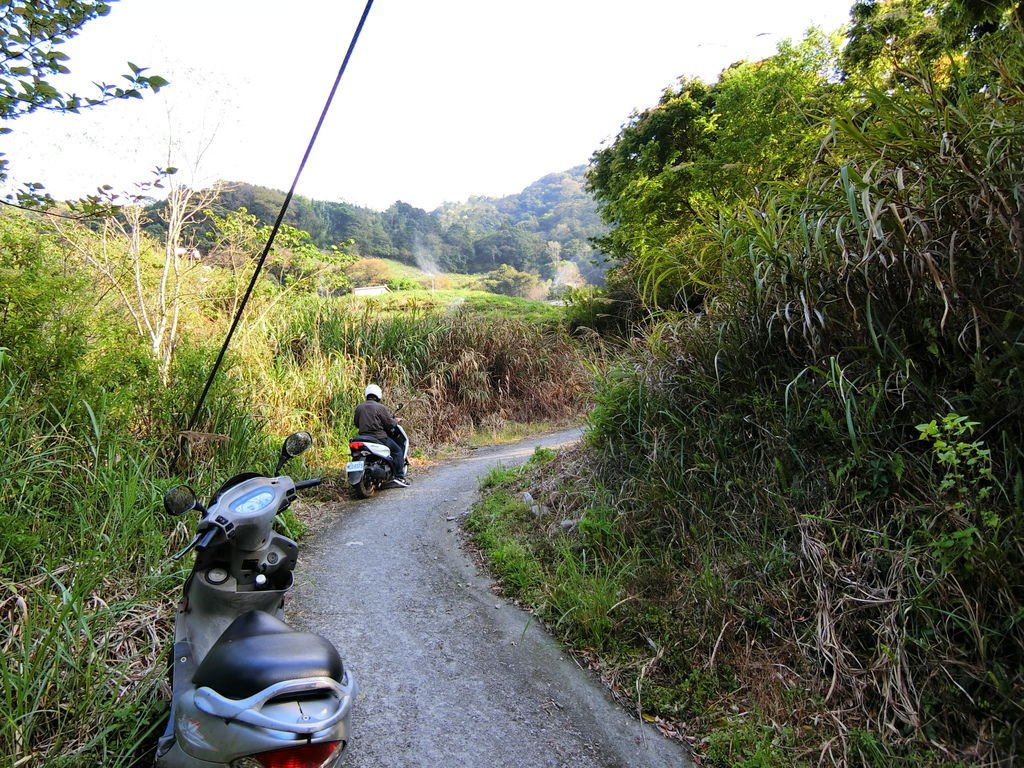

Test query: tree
[0,0,167,197]
[481,264,542,298]
[586,33,850,310]
[56,173,219,384]
[710,32,847,196]
[0,212,88,387]
[844,0,1024,78]
[470,226,547,273]
[345,257,393,288]
[587,78,716,269]
[204,208,267,318]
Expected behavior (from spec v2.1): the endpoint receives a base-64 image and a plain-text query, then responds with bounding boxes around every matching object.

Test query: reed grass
[470,29,1024,767]
[231,293,589,455]
[0,354,175,766]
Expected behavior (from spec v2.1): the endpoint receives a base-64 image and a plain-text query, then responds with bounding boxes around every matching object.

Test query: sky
[2,0,855,212]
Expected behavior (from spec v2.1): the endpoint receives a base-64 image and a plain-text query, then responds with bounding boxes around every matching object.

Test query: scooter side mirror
[284,431,313,458]
[164,485,199,516]
[275,431,313,474]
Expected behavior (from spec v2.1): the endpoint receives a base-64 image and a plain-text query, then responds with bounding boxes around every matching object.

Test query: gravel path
[290,429,692,768]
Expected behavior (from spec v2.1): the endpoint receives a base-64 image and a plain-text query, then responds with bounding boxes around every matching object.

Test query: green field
[340,287,562,324]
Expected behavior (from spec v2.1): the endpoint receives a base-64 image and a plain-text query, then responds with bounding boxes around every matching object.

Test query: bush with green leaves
[502,19,1024,767]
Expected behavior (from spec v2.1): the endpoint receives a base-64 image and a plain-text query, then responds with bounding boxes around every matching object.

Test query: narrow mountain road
[290,429,693,768]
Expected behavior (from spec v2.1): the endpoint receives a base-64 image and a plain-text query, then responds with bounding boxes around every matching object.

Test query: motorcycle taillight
[230,740,344,768]
[349,442,365,450]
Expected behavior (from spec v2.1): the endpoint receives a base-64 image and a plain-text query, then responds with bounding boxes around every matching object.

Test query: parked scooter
[346,408,409,499]
[155,432,356,768]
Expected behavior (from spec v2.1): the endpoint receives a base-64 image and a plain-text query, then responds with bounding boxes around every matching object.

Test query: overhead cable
[184,0,376,439]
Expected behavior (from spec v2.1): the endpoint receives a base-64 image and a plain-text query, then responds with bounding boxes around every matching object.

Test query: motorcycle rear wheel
[355,474,377,499]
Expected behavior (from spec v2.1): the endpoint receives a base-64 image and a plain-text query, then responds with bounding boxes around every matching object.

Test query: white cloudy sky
[2,0,854,211]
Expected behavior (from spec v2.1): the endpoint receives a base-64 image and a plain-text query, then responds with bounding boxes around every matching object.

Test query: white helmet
[364,384,383,401]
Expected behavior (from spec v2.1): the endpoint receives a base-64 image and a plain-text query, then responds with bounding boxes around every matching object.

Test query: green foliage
[711,32,847,195]
[204,207,356,297]
[465,489,546,602]
[385,276,420,291]
[917,414,994,504]
[468,450,641,648]
[480,464,521,490]
[703,719,793,768]
[470,226,549,275]
[548,539,637,647]
[0,351,168,765]
[588,77,715,294]
[0,0,167,197]
[587,33,848,311]
[480,263,542,298]
[844,0,1024,77]
[0,213,87,388]
[509,12,1024,766]
[916,413,999,570]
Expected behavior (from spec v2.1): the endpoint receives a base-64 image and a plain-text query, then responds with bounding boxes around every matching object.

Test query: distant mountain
[208,166,609,284]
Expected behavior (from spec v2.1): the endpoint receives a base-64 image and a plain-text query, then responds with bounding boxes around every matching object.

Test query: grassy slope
[338,288,563,324]
[0,211,589,768]
[466,33,1024,768]
[364,257,480,290]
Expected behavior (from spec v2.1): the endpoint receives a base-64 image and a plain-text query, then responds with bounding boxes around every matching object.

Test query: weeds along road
[290,428,693,768]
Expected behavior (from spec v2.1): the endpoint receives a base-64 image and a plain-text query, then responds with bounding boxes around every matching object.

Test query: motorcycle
[345,411,409,499]
[155,432,356,768]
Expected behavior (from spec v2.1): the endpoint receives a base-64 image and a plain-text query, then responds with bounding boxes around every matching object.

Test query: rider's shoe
[391,477,409,488]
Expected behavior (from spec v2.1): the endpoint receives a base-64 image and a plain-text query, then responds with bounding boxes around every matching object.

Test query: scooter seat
[192,610,343,700]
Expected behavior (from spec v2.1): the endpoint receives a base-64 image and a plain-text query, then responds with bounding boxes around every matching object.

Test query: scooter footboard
[194,675,356,734]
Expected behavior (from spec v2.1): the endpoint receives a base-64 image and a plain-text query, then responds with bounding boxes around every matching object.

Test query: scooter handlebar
[170,525,217,561]
[195,526,218,550]
[171,477,320,560]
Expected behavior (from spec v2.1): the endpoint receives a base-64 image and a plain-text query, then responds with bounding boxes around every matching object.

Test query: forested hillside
[207,166,607,284]
[471,1,1024,765]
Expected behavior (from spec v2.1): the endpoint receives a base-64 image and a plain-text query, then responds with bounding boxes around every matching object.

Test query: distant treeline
[191,167,608,283]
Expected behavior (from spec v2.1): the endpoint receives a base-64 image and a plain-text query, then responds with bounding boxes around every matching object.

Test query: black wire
[183,0,375,438]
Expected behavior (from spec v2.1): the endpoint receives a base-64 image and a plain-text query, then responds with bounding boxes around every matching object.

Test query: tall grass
[474,29,1024,767]
[236,293,589,453]
[1,201,591,766]
[0,355,167,766]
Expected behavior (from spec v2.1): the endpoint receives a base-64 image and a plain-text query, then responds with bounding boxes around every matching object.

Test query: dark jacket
[353,399,398,440]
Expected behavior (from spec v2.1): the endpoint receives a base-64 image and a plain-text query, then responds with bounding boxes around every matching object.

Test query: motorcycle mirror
[284,431,313,458]
[275,431,312,474]
[164,485,198,516]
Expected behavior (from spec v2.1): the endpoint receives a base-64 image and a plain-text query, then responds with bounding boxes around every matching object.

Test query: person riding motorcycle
[353,384,408,487]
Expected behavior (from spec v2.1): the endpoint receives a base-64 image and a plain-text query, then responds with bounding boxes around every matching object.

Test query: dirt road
[290,429,692,767]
